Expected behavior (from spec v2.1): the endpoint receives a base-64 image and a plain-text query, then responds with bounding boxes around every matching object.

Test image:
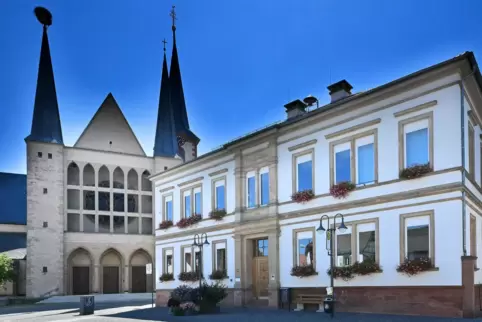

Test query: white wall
[279,197,463,287]
[277,77,462,206]
[155,229,235,290]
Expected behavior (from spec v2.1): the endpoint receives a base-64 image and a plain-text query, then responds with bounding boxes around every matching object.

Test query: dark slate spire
[169,6,200,145]
[153,40,178,157]
[26,7,63,144]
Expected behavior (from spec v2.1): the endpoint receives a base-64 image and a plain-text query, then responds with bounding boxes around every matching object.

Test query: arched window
[98,166,110,188]
[113,167,124,189]
[141,170,151,192]
[127,169,138,190]
[67,162,80,185]
[83,164,95,187]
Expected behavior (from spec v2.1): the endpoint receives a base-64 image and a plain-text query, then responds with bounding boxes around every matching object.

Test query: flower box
[330,182,355,199]
[159,273,174,282]
[400,163,433,180]
[396,257,435,276]
[159,220,173,230]
[290,264,318,277]
[291,189,315,203]
[327,260,382,281]
[176,214,202,229]
[209,209,227,221]
[178,271,200,282]
[208,269,228,280]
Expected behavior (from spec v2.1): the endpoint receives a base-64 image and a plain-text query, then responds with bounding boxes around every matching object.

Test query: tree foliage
[0,254,15,286]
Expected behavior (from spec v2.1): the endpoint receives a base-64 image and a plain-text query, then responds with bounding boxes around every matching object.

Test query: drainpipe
[461,65,479,256]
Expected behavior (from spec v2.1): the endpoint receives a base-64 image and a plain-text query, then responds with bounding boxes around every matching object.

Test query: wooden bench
[294,294,326,312]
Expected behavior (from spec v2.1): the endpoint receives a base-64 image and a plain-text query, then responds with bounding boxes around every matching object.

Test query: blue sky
[1,0,481,174]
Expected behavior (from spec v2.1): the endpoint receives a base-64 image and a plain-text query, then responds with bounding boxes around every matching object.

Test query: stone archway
[128,249,152,293]
[67,248,93,295]
[99,248,123,294]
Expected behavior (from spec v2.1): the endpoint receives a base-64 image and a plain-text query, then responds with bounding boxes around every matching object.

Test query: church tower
[25,7,64,297]
[168,6,200,162]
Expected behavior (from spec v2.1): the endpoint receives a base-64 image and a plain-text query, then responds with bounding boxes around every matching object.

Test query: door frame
[102,265,120,294]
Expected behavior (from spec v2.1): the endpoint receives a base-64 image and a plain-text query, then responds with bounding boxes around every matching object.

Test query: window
[194,250,201,272]
[163,248,174,274]
[469,122,475,179]
[37,152,42,158]
[182,246,193,272]
[162,194,173,221]
[247,175,256,208]
[213,178,226,210]
[400,211,434,264]
[399,112,433,171]
[293,150,314,193]
[48,153,52,159]
[330,130,377,186]
[260,169,269,206]
[471,215,477,258]
[254,238,268,257]
[293,228,315,266]
[181,185,202,218]
[212,240,227,271]
[333,219,379,266]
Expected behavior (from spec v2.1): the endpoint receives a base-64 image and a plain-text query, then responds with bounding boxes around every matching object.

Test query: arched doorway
[68,248,93,295]
[100,248,123,294]
[129,249,152,293]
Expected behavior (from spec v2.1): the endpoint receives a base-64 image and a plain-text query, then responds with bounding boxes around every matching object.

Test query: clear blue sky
[1,0,481,174]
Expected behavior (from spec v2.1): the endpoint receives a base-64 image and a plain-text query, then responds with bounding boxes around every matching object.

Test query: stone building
[151,52,482,318]
[0,6,197,298]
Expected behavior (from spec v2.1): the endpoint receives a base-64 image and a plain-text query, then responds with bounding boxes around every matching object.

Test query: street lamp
[192,233,209,291]
[316,213,347,318]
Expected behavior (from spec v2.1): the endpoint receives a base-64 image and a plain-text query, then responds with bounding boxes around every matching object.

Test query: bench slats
[296,293,325,304]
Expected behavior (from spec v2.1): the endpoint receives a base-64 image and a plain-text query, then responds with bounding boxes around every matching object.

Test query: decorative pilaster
[233,234,245,306]
[462,255,477,318]
[267,229,280,308]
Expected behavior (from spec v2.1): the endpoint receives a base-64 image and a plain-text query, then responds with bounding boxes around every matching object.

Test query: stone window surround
[328,128,379,187]
[180,183,203,219]
[292,227,316,266]
[181,244,200,273]
[161,192,173,222]
[397,111,434,172]
[468,121,475,180]
[162,247,174,275]
[211,176,227,211]
[330,218,380,265]
[291,148,315,195]
[399,210,435,265]
[245,167,269,209]
[211,239,227,272]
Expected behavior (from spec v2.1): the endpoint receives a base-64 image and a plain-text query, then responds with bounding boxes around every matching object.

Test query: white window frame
[162,193,173,222]
[398,112,433,172]
[246,171,256,209]
[212,177,226,211]
[259,167,269,207]
[162,247,174,274]
[292,149,315,194]
[399,211,435,265]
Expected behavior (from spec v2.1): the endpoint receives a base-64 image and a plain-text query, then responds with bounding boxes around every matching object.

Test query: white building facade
[152,52,482,318]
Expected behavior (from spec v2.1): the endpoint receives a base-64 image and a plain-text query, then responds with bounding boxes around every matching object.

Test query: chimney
[327,79,353,103]
[284,99,307,119]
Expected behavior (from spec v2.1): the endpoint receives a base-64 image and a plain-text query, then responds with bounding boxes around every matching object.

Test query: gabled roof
[26,25,63,144]
[74,93,147,156]
[0,172,26,225]
[154,51,179,157]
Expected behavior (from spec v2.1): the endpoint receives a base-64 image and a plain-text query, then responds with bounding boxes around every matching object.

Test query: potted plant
[159,272,174,282]
[209,269,228,280]
[290,264,318,277]
[330,182,355,199]
[291,189,315,203]
[178,271,200,282]
[176,214,202,228]
[159,220,173,230]
[400,163,433,180]
[209,209,227,221]
[397,257,434,276]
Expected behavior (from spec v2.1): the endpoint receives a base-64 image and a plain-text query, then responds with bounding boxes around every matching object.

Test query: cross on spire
[170,5,177,30]
[162,38,167,51]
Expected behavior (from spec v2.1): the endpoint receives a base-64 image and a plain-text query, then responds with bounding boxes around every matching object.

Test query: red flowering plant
[176,214,202,229]
[209,209,227,221]
[400,163,433,180]
[396,257,434,276]
[159,220,173,230]
[290,264,318,277]
[330,182,355,199]
[291,189,315,203]
[327,259,382,281]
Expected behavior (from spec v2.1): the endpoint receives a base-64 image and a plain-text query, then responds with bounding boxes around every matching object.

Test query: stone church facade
[1,7,198,298]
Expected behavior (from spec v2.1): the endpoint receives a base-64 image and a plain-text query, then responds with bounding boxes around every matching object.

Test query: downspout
[461,64,478,256]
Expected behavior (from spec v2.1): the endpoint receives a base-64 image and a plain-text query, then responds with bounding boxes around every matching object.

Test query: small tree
[0,254,14,287]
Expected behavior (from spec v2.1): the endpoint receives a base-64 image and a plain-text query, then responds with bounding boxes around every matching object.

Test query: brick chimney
[327,80,353,103]
[284,99,308,119]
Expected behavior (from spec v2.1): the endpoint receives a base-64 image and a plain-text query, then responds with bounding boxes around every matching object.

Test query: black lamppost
[192,233,209,291]
[316,213,347,318]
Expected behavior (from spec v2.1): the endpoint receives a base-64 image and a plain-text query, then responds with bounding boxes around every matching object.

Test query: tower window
[164,166,168,170]
[43,221,48,228]
[42,266,48,273]
[38,152,43,158]
[43,188,48,194]
[48,153,52,159]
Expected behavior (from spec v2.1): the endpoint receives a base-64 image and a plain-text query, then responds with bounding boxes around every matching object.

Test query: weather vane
[170,5,177,30]
[162,38,168,51]
[34,7,52,28]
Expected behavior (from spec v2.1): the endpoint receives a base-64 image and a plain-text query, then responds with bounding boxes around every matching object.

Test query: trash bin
[279,287,291,310]
[323,295,335,314]
[80,295,95,315]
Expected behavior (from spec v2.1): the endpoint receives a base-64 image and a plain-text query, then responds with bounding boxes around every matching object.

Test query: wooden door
[252,257,269,298]
[72,266,90,295]
[103,266,119,294]
[131,266,147,293]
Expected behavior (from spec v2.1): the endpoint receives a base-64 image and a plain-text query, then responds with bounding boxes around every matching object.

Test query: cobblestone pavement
[1,304,481,321]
